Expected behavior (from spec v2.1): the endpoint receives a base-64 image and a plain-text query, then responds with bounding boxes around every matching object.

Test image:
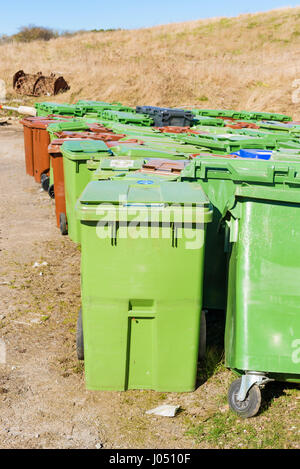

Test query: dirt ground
[0,124,299,450]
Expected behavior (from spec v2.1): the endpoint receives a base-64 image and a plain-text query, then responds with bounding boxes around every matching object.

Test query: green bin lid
[272,149,300,161]
[79,179,209,204]
[98,158,146,170]
[181,157,300,205]
[77,179,212,223]
[109,172,179,182]
[181,156,300,186]
[47,121,89,133]
[61,139,111,160]
[91,158,146,180]
[111,144,187,159]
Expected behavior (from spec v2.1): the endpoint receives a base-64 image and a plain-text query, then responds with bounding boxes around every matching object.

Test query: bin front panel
[50,152,66,228]
[21,122,34,176]
[225,198,300,376]
[33,127,50,182]
[62,157,91,243]
[81,220,207,392]
[78,180,212,391]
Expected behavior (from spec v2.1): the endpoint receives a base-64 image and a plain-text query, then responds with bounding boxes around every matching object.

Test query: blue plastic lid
[232,149,272,160]
[137,180,155,185]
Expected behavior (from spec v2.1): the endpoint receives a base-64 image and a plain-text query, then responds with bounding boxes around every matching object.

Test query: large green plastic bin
[180,157,239,311]
[182,156,300,415]
[61,140,112,244]
[76,179,212,391]
[220,161,300,417]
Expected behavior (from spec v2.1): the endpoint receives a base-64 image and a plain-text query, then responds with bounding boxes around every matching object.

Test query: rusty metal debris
[13,70,70,97]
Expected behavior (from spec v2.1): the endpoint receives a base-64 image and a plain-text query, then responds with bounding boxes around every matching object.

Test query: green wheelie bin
[180,157,237,311]
[183,156,300,416]
[221,161,300,417]
[76,179,212,391]
[61,140,113,244]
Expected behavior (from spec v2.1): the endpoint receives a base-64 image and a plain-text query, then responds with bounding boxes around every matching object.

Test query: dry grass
[1,7,300,117]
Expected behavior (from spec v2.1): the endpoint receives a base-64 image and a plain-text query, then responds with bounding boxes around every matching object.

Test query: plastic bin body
[32,121,52,182]
[61,140,112,243]
[77,180,212,391]
[225,183,300,381]
[180,158,237,310]
[29,118,70,183]
[20,118,36,176]
[48,143,67,229]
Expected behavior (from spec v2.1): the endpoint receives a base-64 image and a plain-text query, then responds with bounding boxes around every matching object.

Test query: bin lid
[142,158,188,174]
[47,121,89,133]
[111,145,188,159]
[181,156,300,186]
[77,179,212,223]
[97,158,146,171]
[272,149,300,161]
[232,149,272,160]
[61,139,111,160]
[79,179,209,204]
[21,117,69,130]
[110,172,179,182]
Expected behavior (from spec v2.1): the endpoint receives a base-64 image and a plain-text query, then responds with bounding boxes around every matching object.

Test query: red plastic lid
[106,138,143,148]
[88,123,113,133]
[53,131,126,142]
[226,122,260,129]
[141,158,187,174]
[154,126,190,134]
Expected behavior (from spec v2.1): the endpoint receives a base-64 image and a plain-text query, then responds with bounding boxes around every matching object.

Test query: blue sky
[1,0,299,35]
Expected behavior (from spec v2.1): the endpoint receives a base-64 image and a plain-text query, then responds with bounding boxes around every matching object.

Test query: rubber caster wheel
[228,378,261,418]
[41,173,49,192]
[59,213,68,236]
[48,184,55,199]
[198,310,207,360]
[76,308,84,361]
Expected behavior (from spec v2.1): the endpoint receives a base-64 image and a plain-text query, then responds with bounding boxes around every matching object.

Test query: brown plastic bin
[32,119,55,183]
[20,118,35,176]
[48,140,67,233]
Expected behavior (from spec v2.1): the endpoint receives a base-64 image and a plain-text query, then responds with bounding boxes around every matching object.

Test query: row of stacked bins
[20,102,300,417]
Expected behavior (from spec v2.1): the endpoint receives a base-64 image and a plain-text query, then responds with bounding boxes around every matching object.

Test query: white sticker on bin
[110,160,135,168]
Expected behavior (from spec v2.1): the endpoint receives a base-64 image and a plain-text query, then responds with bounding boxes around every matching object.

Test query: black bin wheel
[76,308,84,361]
[59,213,68,236]
[48,184,55,199]
[228,378,261,418]
[41,173,49,192]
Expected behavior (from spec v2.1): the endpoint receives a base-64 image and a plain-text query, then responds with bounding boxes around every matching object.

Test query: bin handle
[110,221,117,246]
[171,223,178,248]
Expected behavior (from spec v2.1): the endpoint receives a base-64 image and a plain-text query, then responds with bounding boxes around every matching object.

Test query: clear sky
[1,0,299,36]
